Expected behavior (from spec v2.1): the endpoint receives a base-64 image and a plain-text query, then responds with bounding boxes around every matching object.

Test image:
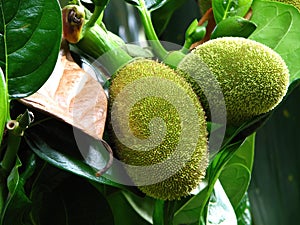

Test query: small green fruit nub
[109,59,208,200]
[178,37,289,126]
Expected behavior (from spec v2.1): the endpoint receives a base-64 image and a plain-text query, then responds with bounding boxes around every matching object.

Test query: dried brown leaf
[21,41,107,140]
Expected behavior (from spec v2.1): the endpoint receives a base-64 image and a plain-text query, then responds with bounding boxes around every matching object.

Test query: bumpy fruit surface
[178,37,289,126]
[109,59,208,200]
[272,0,300,10]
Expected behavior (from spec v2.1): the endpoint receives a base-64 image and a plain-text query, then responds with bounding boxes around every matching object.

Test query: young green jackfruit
[109,59,208,200]
[178,37,289,126]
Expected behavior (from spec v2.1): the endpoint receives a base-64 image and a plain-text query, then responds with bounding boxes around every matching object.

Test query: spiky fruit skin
[272,0,300,10]
[109,59,208,200]
[178,37,289,126]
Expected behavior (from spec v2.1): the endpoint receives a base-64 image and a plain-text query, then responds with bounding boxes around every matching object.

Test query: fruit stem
[0,110,33,174]
[85,0,110,28]
[0,121,22,174]
[181,40,193,54]
[137,0,168,60]
[76,23,133,74]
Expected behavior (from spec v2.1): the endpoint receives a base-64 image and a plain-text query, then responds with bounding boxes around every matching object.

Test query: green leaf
[173,141,244,225]
[225,134,255,171]
[151,0,188,35]
[199,141,245,223]
[122,0,188,36]
[0,68,7,144]
[235,193,252,225]
[152,200,177,225]
[30,172,114,225]
[0,0,62,98]
[250,0,300,84]
[107,191,151,225]
[220,164,250,208]
[124,0,140,7]
[185,19,199,39]
[122,191,155,224]
[24,116,142,195]
[184,20,207,46]
[153,200,164,225]
[1,155,35,225]
[173,183,209,225]
[124,0,186,11]
[212,0,253,24]
[210,16,257,39]
[248,83,300,224]
[219,134,255,209]
[25,132,126,189]
[206,180,237,225]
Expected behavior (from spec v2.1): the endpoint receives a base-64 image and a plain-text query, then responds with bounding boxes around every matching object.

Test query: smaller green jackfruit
[178,37,289,126]
[109,59,208,200]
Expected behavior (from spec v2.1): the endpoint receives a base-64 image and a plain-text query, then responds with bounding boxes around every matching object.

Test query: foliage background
[0,0,299,224]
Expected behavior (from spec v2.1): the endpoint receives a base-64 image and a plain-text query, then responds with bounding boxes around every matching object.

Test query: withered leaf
[21,41,107,140]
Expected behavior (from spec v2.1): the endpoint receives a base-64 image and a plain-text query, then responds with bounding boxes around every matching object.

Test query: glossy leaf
[184,20,207,45]
[123,0,188,37]
[23,117,122,186]
[0,0,62,98]
[25,132,126,189]
[248,84,300,224]
[212,0,253,23]
[199,140,245,223]
[23,115,141,194]
[122,191,155,224]
[220,164,250,208]
[152,200,177,225]
[173,141,244,225]
[151,0,191,36]
[30,171,114,225]
[172,118,258,224]
[235,193,252,225]
[124,0,186,11]
[153,200,165,225]
[124,0,140,6]
[0,68,7,144]
[147,0,177,11]
[250,0,300,84]
[185,20,199,37]
[173,183,209,225]
[1,155,35,225]
[104,0,142,42]
[219,134,255,208]
[211,16,257,39]
[206,180,237,225]
[107,191,151,225]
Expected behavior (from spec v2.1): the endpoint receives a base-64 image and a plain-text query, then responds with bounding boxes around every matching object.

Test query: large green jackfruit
[178,37,289,126]
[109,59,208,200]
